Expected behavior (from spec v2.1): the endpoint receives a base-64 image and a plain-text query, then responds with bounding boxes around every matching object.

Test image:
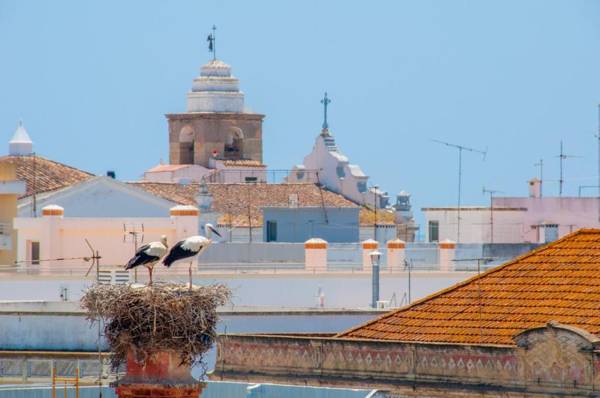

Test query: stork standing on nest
[163,224,221,289]
[125,235,168,285]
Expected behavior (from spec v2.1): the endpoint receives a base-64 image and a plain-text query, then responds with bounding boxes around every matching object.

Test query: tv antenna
[80,239,103,398]
[83,239,102,278]
[432,139,487,243]
[482,187,502,244]
[123,223,144,282]
[556,141,581,196]
[534,159,544,198]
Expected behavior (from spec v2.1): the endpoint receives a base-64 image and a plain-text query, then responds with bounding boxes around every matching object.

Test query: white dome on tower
[187,59,245,113]
[9,120,33,156]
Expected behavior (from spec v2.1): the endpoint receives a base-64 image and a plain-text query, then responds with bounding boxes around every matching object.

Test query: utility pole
[482,187,502,244]
[556,141,580,196]
[432,139,487,243]
[404,259,412,304]
[83,239,102,398]
[32,152,37,217]
[534,159,544,198]
[373,185,379,241]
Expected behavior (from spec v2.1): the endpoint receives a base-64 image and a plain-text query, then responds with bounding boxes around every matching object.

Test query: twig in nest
[81,282,231,373]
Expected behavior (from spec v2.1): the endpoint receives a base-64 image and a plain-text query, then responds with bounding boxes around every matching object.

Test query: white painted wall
[424,197,600,244]
[210,159,267,183]
[143,164,213,183]
[493,196,600,242]
[14,213,198,272]
[423,208,527,243]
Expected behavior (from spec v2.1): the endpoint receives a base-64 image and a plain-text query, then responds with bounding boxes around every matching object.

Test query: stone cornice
[165,112,265,121]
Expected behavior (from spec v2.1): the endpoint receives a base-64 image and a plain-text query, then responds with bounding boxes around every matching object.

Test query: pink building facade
[423,179,600,244]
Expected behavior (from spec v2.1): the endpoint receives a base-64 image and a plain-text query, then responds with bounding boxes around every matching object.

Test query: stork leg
[148,265,153,286]
[188,261,193,291]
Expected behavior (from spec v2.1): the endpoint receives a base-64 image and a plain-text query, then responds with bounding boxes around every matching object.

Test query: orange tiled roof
[131,182,357,227]
[338,229,600,346]
[359,207,396,225]
[129,181,199,206]
[0,155,94,198]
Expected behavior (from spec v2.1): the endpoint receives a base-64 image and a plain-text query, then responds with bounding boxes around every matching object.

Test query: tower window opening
[179,126,195,164]
[224,128,244,159]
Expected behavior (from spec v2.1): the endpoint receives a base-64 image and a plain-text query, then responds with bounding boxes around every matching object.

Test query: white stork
[163,223,221,289]
[124,235,168,285]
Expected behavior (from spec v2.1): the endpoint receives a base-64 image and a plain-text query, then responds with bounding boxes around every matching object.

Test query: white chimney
[528,178,541,198]
[9,121,33,156]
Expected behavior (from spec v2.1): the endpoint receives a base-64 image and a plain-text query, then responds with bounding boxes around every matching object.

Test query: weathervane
[207,25,217,60]
[321,92,331,131]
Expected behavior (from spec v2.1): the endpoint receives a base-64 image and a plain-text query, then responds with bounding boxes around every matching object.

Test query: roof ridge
[128,181,199,185]
[2,154,95,177]
[335,228,592,339]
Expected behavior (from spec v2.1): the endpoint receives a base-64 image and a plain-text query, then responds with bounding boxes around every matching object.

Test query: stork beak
[209,225,222,238]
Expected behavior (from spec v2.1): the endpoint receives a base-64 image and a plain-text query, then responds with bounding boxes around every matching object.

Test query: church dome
[200,59,232,77]
[187,59,245,113]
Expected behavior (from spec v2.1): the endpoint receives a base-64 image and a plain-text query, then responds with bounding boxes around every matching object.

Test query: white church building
[287,94,417,240]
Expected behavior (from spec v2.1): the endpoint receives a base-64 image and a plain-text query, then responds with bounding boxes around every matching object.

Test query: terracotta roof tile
[359,208,396,225]
[0,155,94,198]
[337,229,600,346]
[130,182,357,227]
[128,181,198,206]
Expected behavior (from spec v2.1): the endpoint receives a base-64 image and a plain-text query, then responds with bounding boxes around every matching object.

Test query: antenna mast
[82,239,103,398]
[534,159,544,198]
[432,139,487,243]
[482,187,502,244]
[556,141,580,196]
[32,153,37,217]
[123,223,144,282]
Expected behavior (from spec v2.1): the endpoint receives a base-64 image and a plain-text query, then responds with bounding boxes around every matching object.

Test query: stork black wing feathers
[162,240,198,267]
[125,244,155,270]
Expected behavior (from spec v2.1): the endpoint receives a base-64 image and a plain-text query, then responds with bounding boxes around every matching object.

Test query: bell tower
[167,56,264,168]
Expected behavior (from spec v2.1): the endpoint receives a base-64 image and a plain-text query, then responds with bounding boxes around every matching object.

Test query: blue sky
[2,0,600,214]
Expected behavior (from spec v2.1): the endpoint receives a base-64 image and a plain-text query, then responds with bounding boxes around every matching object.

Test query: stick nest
[81,283,231,371]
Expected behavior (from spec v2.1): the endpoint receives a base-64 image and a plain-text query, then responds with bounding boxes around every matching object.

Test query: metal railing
[207,169,321,184]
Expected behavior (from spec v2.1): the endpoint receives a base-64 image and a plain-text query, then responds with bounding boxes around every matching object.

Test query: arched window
[224,127,244,159]
[179,126,195,164]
